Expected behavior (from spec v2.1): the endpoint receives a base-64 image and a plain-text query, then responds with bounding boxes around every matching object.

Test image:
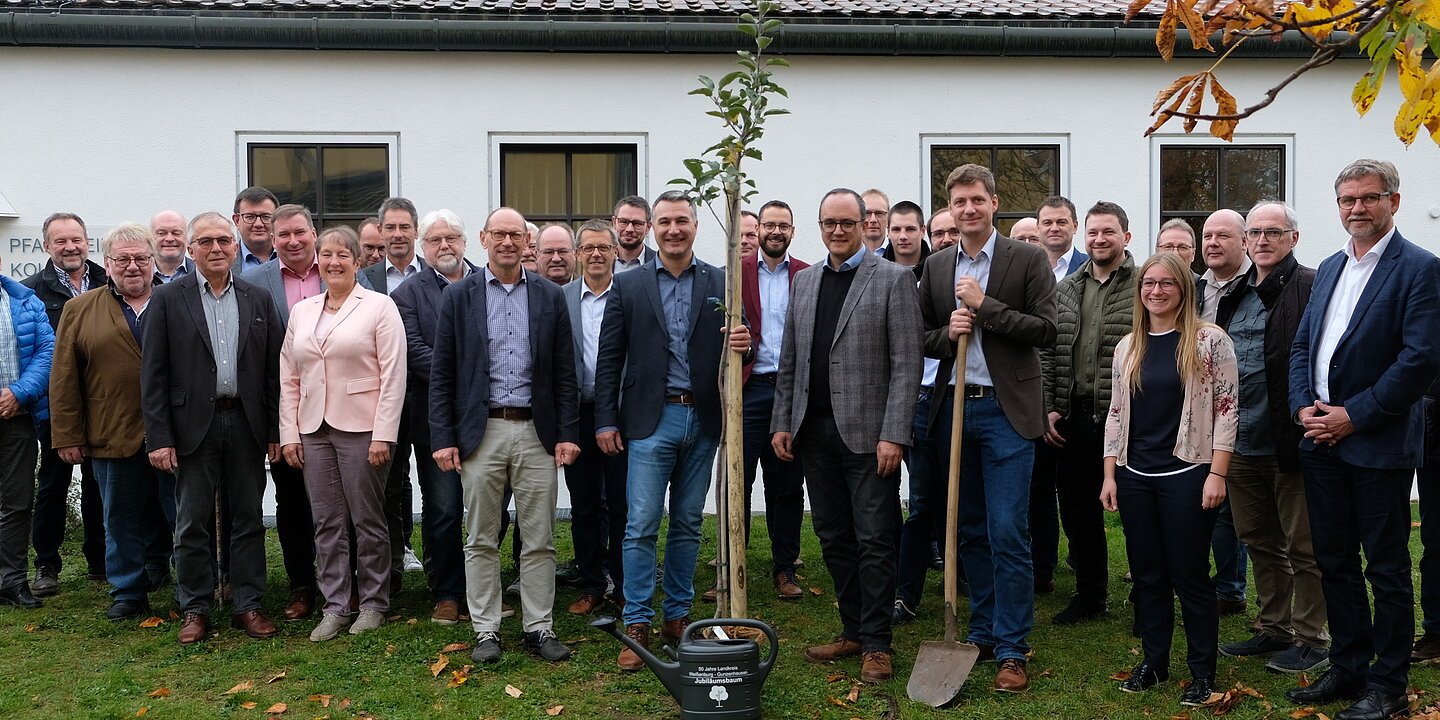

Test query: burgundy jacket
[740,252,809,385]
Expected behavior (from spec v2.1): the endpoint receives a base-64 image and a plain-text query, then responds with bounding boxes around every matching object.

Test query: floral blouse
[1103,325,1239,466]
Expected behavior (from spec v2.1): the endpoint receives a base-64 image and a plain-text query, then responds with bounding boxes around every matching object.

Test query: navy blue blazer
[1288,229,1440,469]
[594,256,730,440]
[392,262,477,448]
[1065,248,1089,276]
[428,269,579,458]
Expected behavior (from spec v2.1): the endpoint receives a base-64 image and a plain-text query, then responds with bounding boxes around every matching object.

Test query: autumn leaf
[1154,72,1201,112]
[1157,0,1181,61]
[826,697,849,707]
[308,694,333,707]
[339,698,352,710]
[23,624,36,633]
[266,670,286,684]
[809,587,823,596]
[545,706,565,716]
[264,702,287,714]
[223,680,254,695]
[239,701,257,710]
[1175,0,1214,50]
[1353,70,1383,116]
[1184,73,1210,132]
[148,688,171,698]
[1039,668,1054,678]
[825,673,846,683]
[846,683,861,703]
[1208,78,1240,140]
[431,653,450,677]
[440,642,470,653]
[136,708,148,717]
[447,666,472,689]
[1290,707,1317,718]
[1111,670,1133,681]
[138,617,165,629]
[1126,0,1158,21]
[504,684,523,698]
[1299,672,1312,687]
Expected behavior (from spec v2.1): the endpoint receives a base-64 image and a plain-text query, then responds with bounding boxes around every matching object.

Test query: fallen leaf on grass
[545,705,564,716]
[308,694,332,707]
[1110,671,1133,681]
[1211,689,1241,714]
[224,681,255,695]
[846,683,860,703]
[407,618,418,625]
[1130,647,1141,656]
[239,701,257,710]
[168,611,179,620]
[440,642,470,653]
[447,666,472,689]
[808,586,822,595]
[504,684,523,698]
[264,702,287,714]
[1298,672,1311,688]
[824,673,845,683]
[1236,682,1264,698]
[431,654,450,677]
[1415,522,1423,528]
[148,688,171,698]
[266,671,286,684]
[1038,668,1054,678]
[339,698,352,710]
[136,708,148,717]
[1167,714,1190,720]
[385,644,396,656]
[1289,710,1318,720]
[826,697,849,707]
[23,624,35,632]
[138,617,165,628]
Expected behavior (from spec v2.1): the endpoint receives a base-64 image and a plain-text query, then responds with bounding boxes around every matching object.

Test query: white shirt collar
[1344,226,1396,263]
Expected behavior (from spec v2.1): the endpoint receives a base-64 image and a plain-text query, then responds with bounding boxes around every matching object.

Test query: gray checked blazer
[771,249,923,454]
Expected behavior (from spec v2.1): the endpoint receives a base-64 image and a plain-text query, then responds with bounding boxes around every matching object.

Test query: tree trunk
[721,186,748,619]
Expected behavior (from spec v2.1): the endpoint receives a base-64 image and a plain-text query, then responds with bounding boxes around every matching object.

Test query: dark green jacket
[1041,252,1136,421]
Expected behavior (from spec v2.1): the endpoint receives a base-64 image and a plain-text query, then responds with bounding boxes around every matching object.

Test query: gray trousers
[1228,453,1329,647]
[174,406,269,615]
[303,424,392,616]
[0,415,38,589]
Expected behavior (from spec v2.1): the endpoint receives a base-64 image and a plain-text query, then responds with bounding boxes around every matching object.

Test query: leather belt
[488,407,533,420]
[214,397,240,411]
[750,373,778,384]
[666,392,697,405]
[962,384,993,399]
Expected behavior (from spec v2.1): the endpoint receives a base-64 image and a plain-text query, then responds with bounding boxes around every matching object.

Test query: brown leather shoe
[805,637,863,663]
[283,588,314,621]
[567,592,604,616]
[618,623,651,671]
[994,658,1029,693]
[774,569,803,600]
[430,600,461,625]
[177,612,209,645]
[661,616,691,642]
[861,651,894,683]
[701,586,718,603]
[231,610,280,639]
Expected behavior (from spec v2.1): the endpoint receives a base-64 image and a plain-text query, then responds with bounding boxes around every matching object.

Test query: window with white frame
[493,136,644,229]
[240,134,398,231]
[924,137,1065,235]
[1156,140,1289,240]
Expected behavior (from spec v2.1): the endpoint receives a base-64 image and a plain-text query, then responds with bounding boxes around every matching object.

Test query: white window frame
[488,133,649,213]
[920,134,1071,216]
[1148,133,1296,250]
[235,132,401,200]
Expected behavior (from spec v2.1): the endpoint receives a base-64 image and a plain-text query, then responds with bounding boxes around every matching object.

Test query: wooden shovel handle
[942,333,969,644]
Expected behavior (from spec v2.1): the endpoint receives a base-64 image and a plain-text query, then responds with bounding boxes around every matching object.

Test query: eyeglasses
[487,230,527,243]
[1244,228,1294,241]
[578,244,614,255]
[1012,235,1041,244]
[422,234,462,247]
[1157,243,1193,253]
[760,222,792,233]
[538,248,573,257]
[613,218,649,228]
[191,236,236,249]
[819,219,861,231]
[106,254,153,267]
[1140,279,1180,291]
[930,228,962,238]
[1336,192,1391,209]
[863,210,887,218]
[238,213,273,224]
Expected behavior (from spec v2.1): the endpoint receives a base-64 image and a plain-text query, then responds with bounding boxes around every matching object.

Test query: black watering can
[592,616,778,719]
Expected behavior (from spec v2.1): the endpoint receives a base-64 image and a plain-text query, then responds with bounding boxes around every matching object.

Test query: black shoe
[1052,598,1107,625]
[1413,633,1440,664]
[0,583,43,609]
[1285,669,1364,705]
[1266,644,1330,674]
[555,561,582,586]
[105,597,151,622]
[1118,661,1169,693]
[524,629,572,662]
[1220,631,1292,658]
[31,567,59,598]
[1216,597,1247,616]
[471,631,502,663]
[891,599,917,627]
[1335,689,1409,720]
[1179,676,1216,707]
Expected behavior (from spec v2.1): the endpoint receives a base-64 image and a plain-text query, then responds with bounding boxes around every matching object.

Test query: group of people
[0,157,1435,720]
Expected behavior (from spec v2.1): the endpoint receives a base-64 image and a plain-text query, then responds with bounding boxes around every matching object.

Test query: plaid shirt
[0,288,19,390]
[55,266,91,298]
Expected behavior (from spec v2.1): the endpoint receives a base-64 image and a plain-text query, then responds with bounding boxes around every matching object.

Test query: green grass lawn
[1,509,1434,719]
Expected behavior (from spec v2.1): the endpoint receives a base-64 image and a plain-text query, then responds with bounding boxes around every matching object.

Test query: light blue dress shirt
[752,256,791,375]
[952,230,996,387]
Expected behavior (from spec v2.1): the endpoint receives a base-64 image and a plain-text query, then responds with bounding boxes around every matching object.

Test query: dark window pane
[1160,147,1218,212]
[931,147,992,212]
[321,146,388,215]
[1222,147,1283,211]
[995,147,1058,216]
[251,146,318,211]
[504,151,567,217]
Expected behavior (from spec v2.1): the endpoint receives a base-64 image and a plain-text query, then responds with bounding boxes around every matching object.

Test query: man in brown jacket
[49,223,176,623]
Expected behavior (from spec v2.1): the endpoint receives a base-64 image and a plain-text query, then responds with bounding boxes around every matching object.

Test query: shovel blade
[906,640,981,708]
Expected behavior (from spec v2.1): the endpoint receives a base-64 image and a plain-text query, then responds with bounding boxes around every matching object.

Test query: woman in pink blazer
[279,226,407,642]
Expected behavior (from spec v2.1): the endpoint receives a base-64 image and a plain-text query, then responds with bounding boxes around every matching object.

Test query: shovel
[907,333,981,707]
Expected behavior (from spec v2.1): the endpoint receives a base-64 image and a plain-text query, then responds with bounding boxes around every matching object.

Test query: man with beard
[149,210,194,283]
[928,208,960,251]
[611,196,657,273]
[536,224,577,285]
[22,212,108,596]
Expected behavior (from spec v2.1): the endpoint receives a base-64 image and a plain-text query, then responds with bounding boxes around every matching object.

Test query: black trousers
[798,413,901,653]
[1116,464,1218,680]
[1299,447,1413,695]
[384,405,413,588]
[741,379,805,574]
[32,421,104,575]
[1055,407,1109,603]
[567,403,629,596]
[269,455,317,592]
[1029,440,1060,584]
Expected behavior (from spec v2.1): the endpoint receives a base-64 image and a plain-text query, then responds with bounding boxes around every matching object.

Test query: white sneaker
[349,609,386,635]
[310,613,351,642]
[403,546,423,572]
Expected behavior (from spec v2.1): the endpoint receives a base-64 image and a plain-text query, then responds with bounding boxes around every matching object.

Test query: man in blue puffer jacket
[0,273,55,609]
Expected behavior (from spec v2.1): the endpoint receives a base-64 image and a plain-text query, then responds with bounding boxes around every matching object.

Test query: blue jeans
[1211,499,1249,601]
[415,443,465,604]
[621,404,718,626]
[92,451,175,602]
[954,393,1035,661]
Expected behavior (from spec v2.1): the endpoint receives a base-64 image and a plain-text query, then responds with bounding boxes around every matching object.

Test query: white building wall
[3,45,1439,278]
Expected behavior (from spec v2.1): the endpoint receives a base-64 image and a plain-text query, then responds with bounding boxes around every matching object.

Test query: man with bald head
[860,189,890,253]
[536,224,577,285]
[150,211,195,283]
[1010,217,1041,246]
[429,207,580,664]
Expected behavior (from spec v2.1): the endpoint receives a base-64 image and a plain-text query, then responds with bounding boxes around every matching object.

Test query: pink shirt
[280,259,322,312]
